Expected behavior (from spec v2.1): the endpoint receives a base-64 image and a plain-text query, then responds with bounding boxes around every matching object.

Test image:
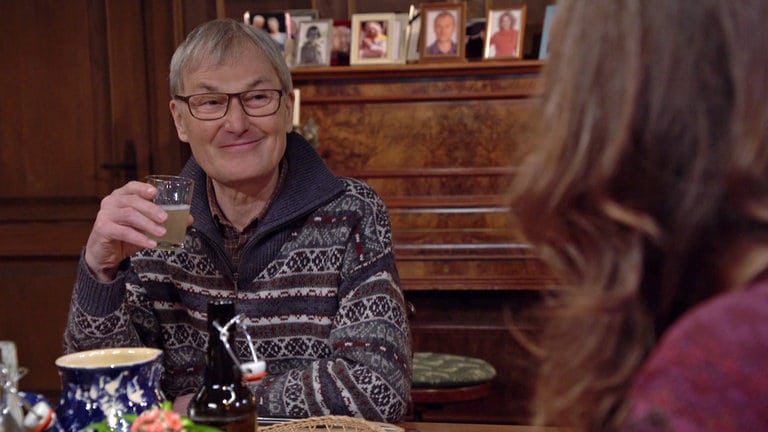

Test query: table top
[400,422,564,432]
[258,418,560,432]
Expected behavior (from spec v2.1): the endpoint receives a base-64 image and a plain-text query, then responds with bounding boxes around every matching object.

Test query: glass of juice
[146,175,194,250]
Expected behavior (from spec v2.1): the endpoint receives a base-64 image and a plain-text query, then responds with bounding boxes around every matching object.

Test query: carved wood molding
[291,60,545,81]
[338,166,516,178]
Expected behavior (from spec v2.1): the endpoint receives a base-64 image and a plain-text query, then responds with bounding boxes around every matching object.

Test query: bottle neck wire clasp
[212,314,261,368]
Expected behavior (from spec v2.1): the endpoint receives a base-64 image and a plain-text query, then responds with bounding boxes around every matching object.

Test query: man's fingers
[111,180,158,200]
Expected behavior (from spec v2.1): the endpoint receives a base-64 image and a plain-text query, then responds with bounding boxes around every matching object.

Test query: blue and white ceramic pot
[55,348,164,432]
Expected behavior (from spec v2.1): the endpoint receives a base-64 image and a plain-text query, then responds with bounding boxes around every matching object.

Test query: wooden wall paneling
[313,0,350,21]
[104,0,152,183]
[223,0,313,19]
[0,261,78,397]
[143,0,189,176]
[0,0,108,199]
[0,5,112,396]
[223,0,349,22]
[179,0,220,35]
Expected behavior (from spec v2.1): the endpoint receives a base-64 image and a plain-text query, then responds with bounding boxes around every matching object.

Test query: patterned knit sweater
[64,134,412,422]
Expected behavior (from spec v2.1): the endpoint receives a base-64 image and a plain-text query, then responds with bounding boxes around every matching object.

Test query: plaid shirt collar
[206,158,287,266]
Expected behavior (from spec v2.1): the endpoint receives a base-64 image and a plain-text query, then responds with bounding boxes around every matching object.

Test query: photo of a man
[419,3,465,61]
[426,10,458,55]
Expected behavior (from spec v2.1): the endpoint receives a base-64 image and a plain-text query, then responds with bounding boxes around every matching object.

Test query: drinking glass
[146,175,194,251]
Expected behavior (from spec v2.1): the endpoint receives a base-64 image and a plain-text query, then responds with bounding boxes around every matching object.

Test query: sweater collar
[180,132,345,243]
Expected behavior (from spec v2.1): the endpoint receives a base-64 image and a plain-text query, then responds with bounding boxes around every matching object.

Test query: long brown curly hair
[510,0,768,430]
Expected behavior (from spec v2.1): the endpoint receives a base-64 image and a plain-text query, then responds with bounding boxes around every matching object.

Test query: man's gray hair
[169,18,292,96]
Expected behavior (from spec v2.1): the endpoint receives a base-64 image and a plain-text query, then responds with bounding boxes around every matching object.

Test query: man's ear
[169,99,190,142]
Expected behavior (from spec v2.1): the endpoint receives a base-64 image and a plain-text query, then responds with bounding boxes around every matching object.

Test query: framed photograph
[483,6,527,60]
[393,13,409,64]
[405,6,422,63]
[331,20,352,66]
[419,2,466,62]
[465,17,486,60]
[539,5,556,60]
[247,12,289,52]
[287,9,319,39]
[350,13,397,65]
[295,20,333,67]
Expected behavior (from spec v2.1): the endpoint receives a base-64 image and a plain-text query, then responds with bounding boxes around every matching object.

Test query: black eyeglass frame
[173,89,284,120]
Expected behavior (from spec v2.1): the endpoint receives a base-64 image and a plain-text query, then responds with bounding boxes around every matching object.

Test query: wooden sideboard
[292,61,553,424]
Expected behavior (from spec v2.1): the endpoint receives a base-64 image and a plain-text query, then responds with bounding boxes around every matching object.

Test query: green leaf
[188,425,226,432]
[82,421,112,432]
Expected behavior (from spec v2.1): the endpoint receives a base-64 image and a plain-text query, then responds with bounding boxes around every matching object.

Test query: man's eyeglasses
[173,89,283,120]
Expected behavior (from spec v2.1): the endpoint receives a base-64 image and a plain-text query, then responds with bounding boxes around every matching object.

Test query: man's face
[169,48,293,190]
[434,14,455,43]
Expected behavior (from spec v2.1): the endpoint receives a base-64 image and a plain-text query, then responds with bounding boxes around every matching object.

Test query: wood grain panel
[0,222,91,258]
[0,1,106,198]
[0,260,77,397]
[389,209,512,229]
[311,98,538,169]
[352,172,514,198]
[397,260,553,291]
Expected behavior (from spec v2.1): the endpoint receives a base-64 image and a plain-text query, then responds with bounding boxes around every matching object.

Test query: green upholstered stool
[410,352,497,420]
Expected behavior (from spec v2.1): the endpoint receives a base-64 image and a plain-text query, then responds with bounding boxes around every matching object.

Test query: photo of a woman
[296,20,332,67]
[484,7,526,60]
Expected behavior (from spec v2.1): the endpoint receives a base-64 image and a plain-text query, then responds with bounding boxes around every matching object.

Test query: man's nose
[223,97,250,130]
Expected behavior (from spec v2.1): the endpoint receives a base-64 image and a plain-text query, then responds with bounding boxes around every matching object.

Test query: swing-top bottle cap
[241,360,267,382]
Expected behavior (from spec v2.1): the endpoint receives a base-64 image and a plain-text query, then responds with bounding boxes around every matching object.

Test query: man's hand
[84,181,167,282]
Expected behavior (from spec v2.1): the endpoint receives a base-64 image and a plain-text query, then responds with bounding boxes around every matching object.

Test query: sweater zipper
[189,227,239,297]
[191,207,322,297]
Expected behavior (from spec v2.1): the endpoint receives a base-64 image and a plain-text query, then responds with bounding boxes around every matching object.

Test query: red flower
[131,407,184,432]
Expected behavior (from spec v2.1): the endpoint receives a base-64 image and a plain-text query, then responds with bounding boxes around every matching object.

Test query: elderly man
[426,11,457,55]
[64,18,411,423]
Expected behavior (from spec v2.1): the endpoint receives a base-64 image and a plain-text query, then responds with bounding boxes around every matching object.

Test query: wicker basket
[260,416,404,432]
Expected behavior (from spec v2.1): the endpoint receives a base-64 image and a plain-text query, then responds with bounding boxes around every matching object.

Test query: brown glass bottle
[188,300,258,432]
